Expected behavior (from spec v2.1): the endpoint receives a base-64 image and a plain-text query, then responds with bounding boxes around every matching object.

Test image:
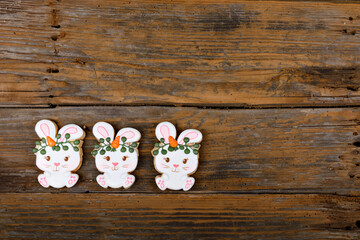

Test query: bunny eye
[122,156,129,161]
[45,156,50,161]
[104,156,110,161]
[64,156,69,162]
[164,157,170,163]
[183,158,188,164]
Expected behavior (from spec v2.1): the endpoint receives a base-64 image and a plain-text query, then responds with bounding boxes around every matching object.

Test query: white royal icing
[152,122,202,191]
[34,120,85,188]
[92,122,141,189]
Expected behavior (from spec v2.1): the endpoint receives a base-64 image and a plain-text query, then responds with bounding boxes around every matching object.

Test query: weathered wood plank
[0,193,359,239]
[0,106,359,194]
[1,0,360,107]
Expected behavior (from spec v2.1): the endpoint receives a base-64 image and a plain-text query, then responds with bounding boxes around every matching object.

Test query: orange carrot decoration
[111,136,120,149]
[169,136,178,148]
[46,136,56,147]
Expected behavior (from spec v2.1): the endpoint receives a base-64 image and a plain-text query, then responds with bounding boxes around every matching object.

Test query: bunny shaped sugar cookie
[33,120,85,188]
[92,122,141,189]
[152,122,202,191]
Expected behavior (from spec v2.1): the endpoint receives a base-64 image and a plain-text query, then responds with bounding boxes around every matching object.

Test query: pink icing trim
[119,131,135,141]
[160,125,170,143]
[40,123,50,137]
[60,127,78,141]
[123,164,130,168]
[178,132,199,144]
[97,126,109,139]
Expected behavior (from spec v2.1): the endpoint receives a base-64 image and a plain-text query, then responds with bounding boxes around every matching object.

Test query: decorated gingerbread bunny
[152,122,202,191]
[92,122,141,189]
[33,120,85,188]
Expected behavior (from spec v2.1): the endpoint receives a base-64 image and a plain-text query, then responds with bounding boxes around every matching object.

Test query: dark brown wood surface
[1,193,360,239]
[1,0,360,239]
[1,0,360,107]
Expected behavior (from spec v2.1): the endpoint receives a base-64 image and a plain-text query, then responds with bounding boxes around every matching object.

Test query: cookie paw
[183,177,195,191]
[38,175,49,188]
[156,177,166,190]
[124,175,135,189]
[66,174,79,188]
[97,175,108,188]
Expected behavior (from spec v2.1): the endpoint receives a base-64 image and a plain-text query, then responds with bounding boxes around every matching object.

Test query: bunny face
[95,149,138,174]
[36,144,81,173]
[154,148,198,175]
[152,122,202,177]
[34,120,85,174]
[92,122,141,175]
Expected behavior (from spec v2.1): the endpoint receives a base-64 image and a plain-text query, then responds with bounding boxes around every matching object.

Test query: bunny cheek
[122,162,134,172]
[183,164,194,174]
[185,158,198,174]
[122,163,134,172]
[119,153,137,172]
[129,155,138,170]
[95,157,109,172]
[35,147,53,171]
[155,157,167,173]
[36,156,49,171]
[67,159,80,171]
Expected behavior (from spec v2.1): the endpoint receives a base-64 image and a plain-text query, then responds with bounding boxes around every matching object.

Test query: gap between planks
[3,103,360,110]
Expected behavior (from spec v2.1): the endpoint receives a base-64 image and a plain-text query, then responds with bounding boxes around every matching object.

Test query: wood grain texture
[1,0,360,107]
[1,106,359,194]
[1,193,360,240]
[2,0,360,239]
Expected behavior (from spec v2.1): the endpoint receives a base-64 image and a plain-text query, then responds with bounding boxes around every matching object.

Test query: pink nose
[112,162,119,167]
[54,162,60,167]
[173,164,179,168]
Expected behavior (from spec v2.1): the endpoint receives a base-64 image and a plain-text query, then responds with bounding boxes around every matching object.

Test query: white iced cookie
[33,120,85,188]
[152,122,202,191]
[92,122,141,189]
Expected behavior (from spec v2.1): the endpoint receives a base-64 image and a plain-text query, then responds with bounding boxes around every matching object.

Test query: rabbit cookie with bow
[152,122,202,191]
[33,120,85,188]
[92,122,141,189]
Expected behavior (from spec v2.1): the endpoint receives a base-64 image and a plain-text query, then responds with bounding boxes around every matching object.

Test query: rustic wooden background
[1,0,360,239]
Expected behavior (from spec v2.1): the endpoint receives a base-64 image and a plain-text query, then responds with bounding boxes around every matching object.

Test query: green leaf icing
[92,135,139,156]
[33,132,82,155]
[152,137,200,156]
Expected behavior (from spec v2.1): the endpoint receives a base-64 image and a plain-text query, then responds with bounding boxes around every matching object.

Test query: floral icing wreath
[33,133,81,155]
[152,136,200,156]
[92,136,138,156]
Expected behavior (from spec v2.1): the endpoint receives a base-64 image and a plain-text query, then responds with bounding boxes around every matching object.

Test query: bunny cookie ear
[35,119,57,139]
[93,122,115,142]
[58,124,85,141]
[177,129,202,144]
[155,121,177,143]
[116,128,141,143]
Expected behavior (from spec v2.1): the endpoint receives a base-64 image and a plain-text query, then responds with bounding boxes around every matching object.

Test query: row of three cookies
[33,120,202,191]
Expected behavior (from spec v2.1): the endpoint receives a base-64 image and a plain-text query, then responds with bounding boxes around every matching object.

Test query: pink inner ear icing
[40,123,50,137]
[97,126,109,139]
[60,127,78,141]
[160,125,170,143]
[119,131,135,141]
[178,132,199,144]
